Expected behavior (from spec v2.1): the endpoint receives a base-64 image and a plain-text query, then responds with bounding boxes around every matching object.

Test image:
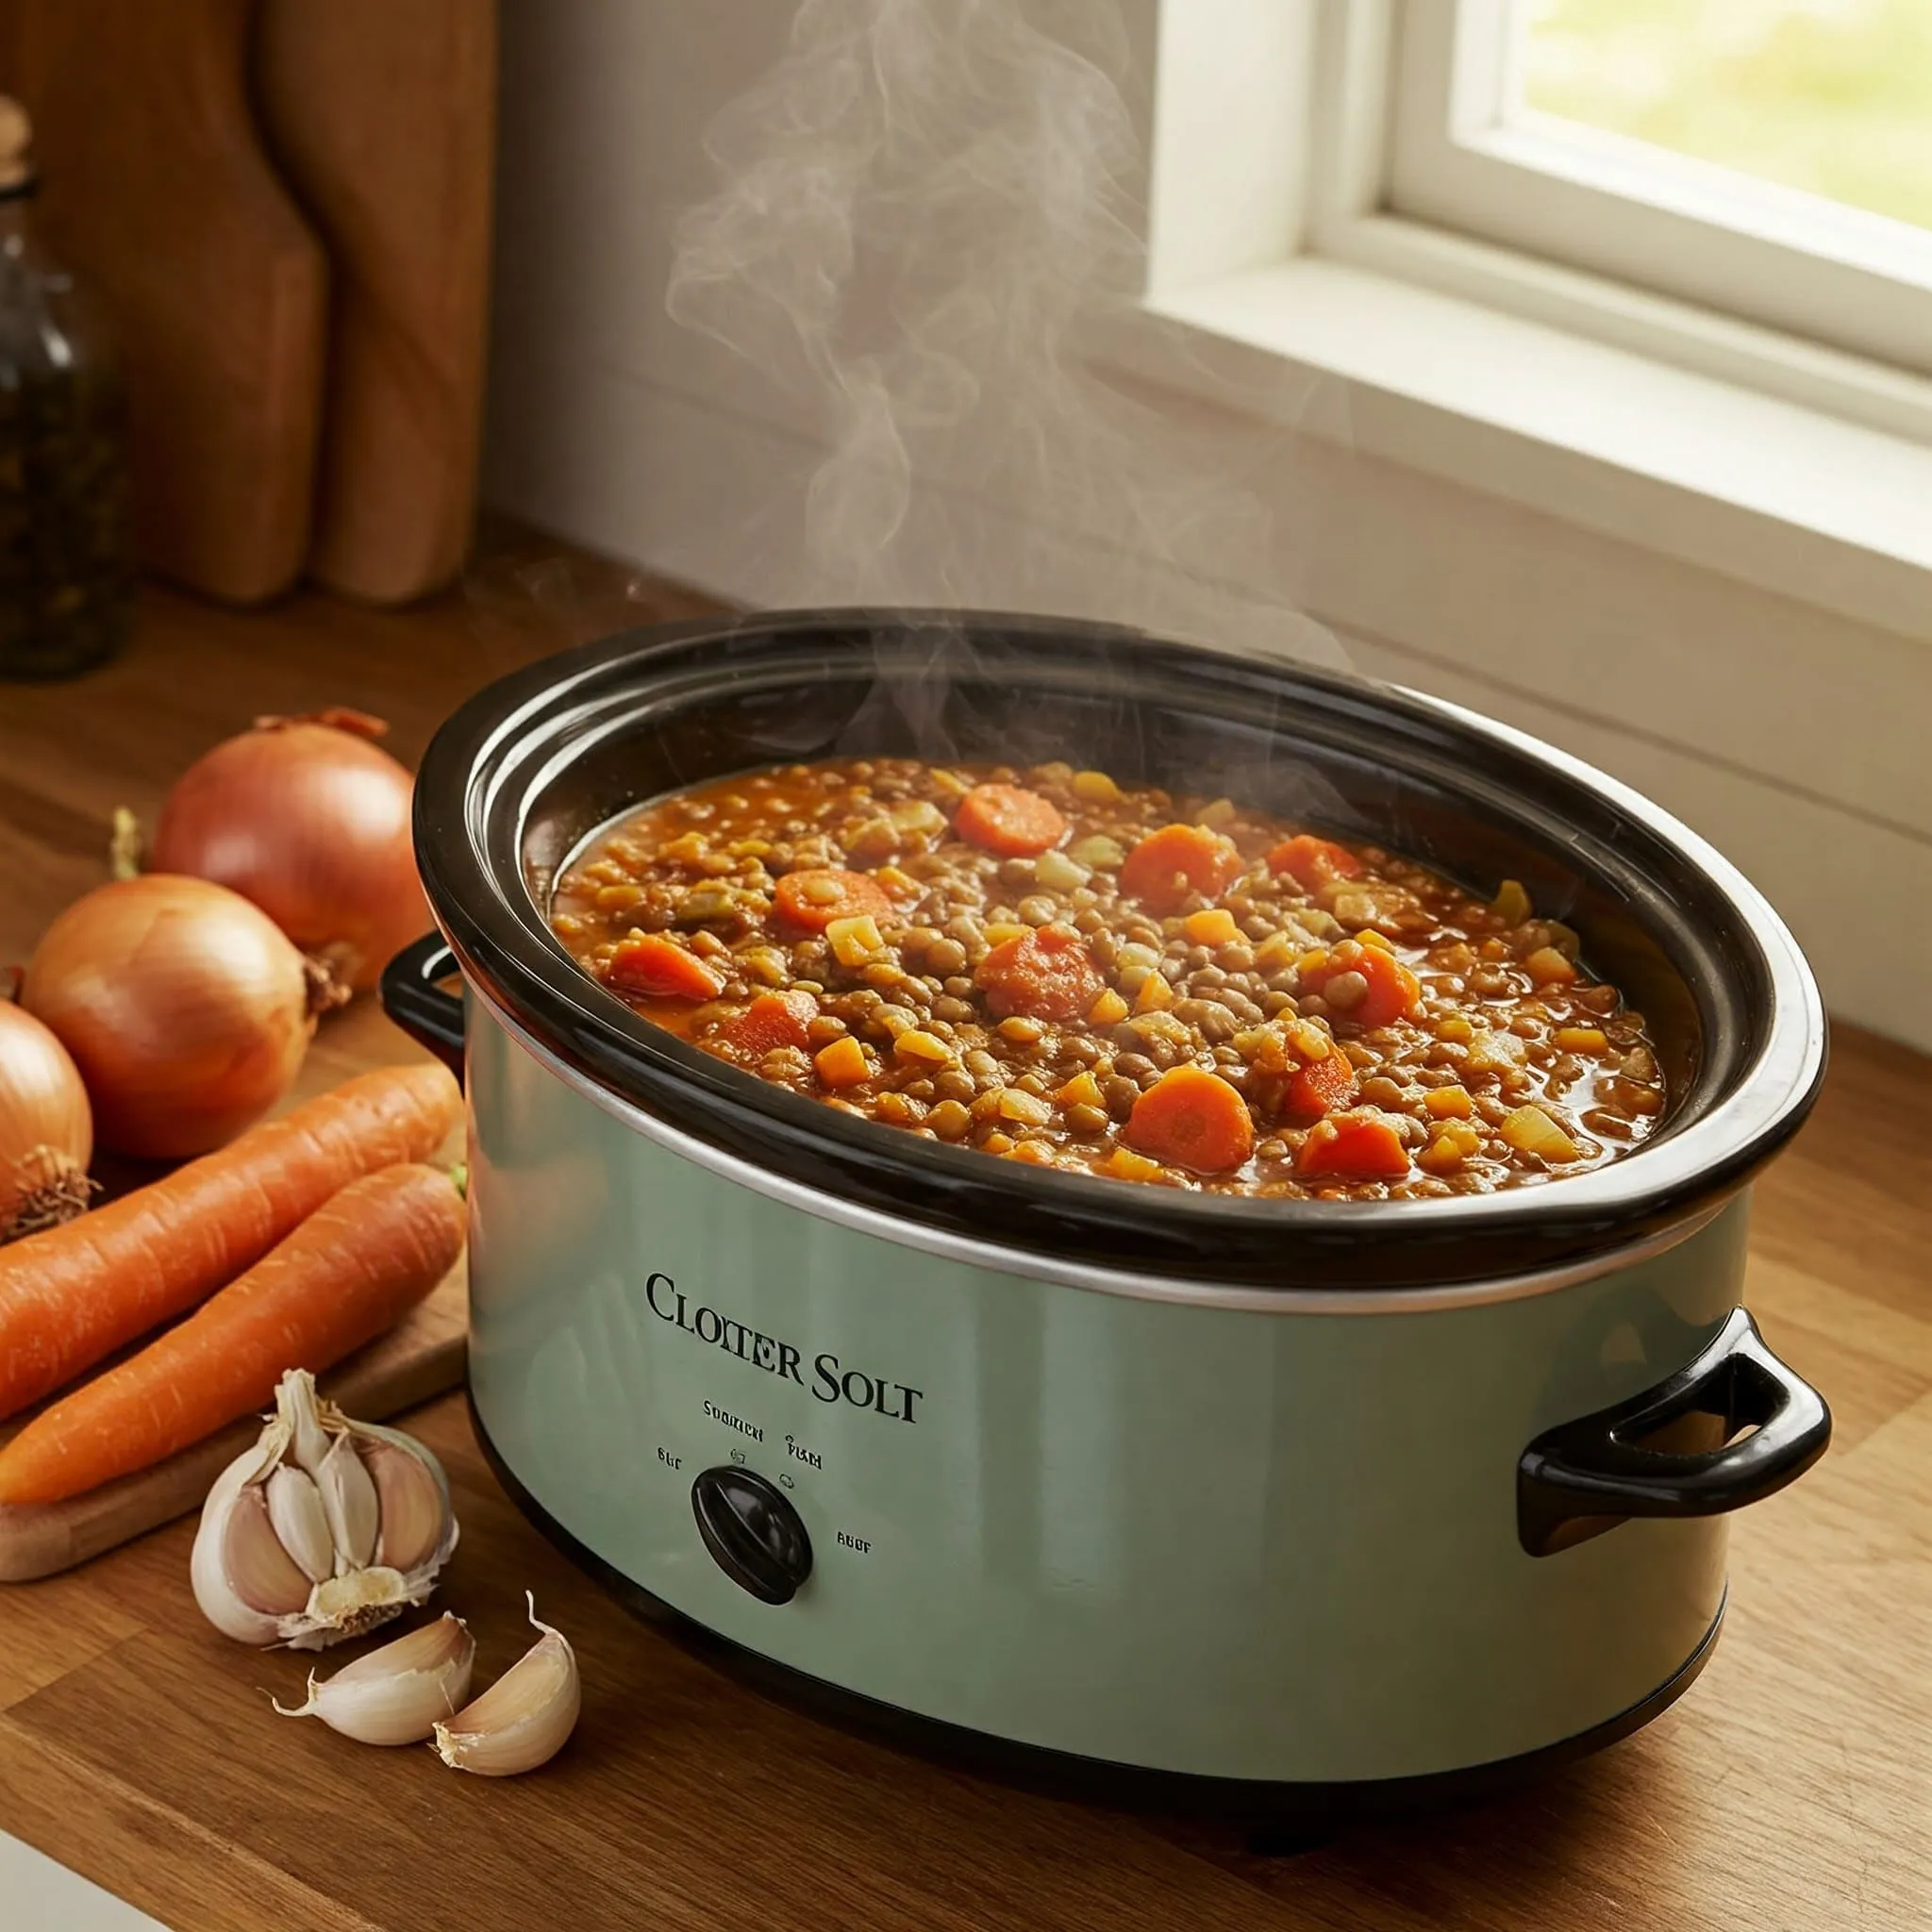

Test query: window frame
[1175,0,1932,447]
[1381,0,1932,379]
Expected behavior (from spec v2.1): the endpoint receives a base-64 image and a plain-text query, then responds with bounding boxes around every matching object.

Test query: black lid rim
[414,608,1828,1293]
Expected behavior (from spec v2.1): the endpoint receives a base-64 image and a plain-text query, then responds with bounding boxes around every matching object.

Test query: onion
[151,709,426,993]
[22,875,331,1160]
[0,1000,93,1242]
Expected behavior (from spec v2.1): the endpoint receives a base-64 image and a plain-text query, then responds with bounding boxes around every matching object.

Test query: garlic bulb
[275,1614,475,1746]
[192,1369,458,1650]
[432,1595,580,1776]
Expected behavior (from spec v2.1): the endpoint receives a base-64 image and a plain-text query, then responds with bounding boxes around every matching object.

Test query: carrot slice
[1267,834,1362,891]
[955,784,1067,858]
[1296,1108,1412,1181]
[728,991,819,1056]
[1282,1047,1358,1118]
[1125,1065,1255,1174]
[607,934,724,1000]
[974,926,1103,1023]
[1118,824,1241,915]
[0,1063,460,1424]
[773,868,894,934]
[1300,941,1422,1028]
[0,1163,466,1506]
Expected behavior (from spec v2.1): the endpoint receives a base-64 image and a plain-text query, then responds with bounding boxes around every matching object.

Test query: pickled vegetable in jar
[0,96,133,682]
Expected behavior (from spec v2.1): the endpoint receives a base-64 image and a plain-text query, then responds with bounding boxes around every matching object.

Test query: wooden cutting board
[0,1261,466,1583]
[255,0,496,605]
[0,0,328,604]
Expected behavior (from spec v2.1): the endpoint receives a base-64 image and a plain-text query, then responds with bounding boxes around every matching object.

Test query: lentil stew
[550,758,1668,1200]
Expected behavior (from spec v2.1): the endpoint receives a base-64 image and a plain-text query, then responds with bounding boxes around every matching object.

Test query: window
[1383,0,1932,375]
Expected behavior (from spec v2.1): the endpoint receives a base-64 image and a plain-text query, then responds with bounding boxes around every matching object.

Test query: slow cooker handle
[1517,1307,1829,1557]
[379,933,468,1081]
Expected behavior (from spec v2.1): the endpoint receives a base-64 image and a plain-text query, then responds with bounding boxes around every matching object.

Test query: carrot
[1267,834,1362,891]
[0,1163,465,1506]
[1301,940,1422,1028]
[1283,1047,1358,1118]
[1296,1108,1411,1181]
[0,1063,459,1424]
[974,926,1103,1022]
[1118,824,1241,914]
[955,784,1068,858]
[773,868,894,934]
[1125,1065,1255,1174]
[607,933,724,1000]
[729,990,818,1056]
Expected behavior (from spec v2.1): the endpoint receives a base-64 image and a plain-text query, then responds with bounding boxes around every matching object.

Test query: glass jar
[0,98,134,682]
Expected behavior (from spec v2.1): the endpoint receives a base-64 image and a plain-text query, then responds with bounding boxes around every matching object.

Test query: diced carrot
[813,1037,873,1088]
[728,991,819,1057]
[1124,1065,1255,1174]
[1524,946,1577,986]
[955,784,1068,858]
[1555,1025,1607,1055]
[1295,1108,1412,1181]
[773,868,894,933]
[1004,1140,1057,1166]
[974,926,1103,1022]
[1102,1145,1165,1183]
[608,934,725,1000]
[1184,908,1241,947]
[1282,1047,1358,1118]
[1118,824,1241,914]
[1055,1070,1104,1109]
[1267,834,1362,891]
[1133,971,1174,1013]
[1300,941,1421,1028]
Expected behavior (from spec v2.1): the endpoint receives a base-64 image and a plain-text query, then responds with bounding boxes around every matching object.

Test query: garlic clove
[432,1594,581,1777]
[362,1436,447,1574]
[316,1430,379,1573]
[192,1444,298,1645]
[221,1483,316,1616]
[265,1464,335,1584]
[286,1371,332,1476]
[275,1613,475,1746]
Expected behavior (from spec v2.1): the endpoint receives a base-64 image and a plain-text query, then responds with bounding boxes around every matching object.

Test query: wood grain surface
[0,559,1925,1930]
[0,0,328,603]
[255,0,497,605]
[0,1266,466,1584]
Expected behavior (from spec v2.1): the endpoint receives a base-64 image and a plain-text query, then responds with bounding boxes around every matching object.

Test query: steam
[667,0,1342,663]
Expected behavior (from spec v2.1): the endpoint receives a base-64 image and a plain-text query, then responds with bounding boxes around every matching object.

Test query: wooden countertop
[1,569,1926,1931]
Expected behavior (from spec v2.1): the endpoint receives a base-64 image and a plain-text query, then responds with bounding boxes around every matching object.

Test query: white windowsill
[1106,247,1932,644]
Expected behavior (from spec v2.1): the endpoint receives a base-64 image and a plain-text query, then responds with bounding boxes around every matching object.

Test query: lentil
[553,758,1668,1198]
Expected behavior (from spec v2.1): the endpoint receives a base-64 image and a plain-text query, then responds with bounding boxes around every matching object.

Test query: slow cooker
[382,610,1830,1829]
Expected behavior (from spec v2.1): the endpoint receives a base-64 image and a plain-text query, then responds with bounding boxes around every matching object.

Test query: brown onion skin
[152,720,427,991]
[23,875,315,1159]
[0,1001,92,1241]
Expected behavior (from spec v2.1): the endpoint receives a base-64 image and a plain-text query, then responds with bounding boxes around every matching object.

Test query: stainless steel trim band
[473,978,1724,1318]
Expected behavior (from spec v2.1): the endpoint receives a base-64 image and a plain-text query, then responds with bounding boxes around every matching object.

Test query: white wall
[484,0,1932,1052]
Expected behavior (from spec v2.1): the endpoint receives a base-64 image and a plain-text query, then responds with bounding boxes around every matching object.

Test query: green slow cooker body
[392,608,1831,1817]
[466,996,1740,1788]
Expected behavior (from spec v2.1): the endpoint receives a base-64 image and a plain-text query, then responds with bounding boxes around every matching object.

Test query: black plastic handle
[379,932,468,1080]
[1519,1307,1829,1556]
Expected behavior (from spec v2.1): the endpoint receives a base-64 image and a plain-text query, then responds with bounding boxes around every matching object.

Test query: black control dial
[691,1466,813,1605]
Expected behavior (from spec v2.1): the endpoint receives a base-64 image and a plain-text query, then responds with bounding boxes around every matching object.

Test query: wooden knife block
[0,0,494,607]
